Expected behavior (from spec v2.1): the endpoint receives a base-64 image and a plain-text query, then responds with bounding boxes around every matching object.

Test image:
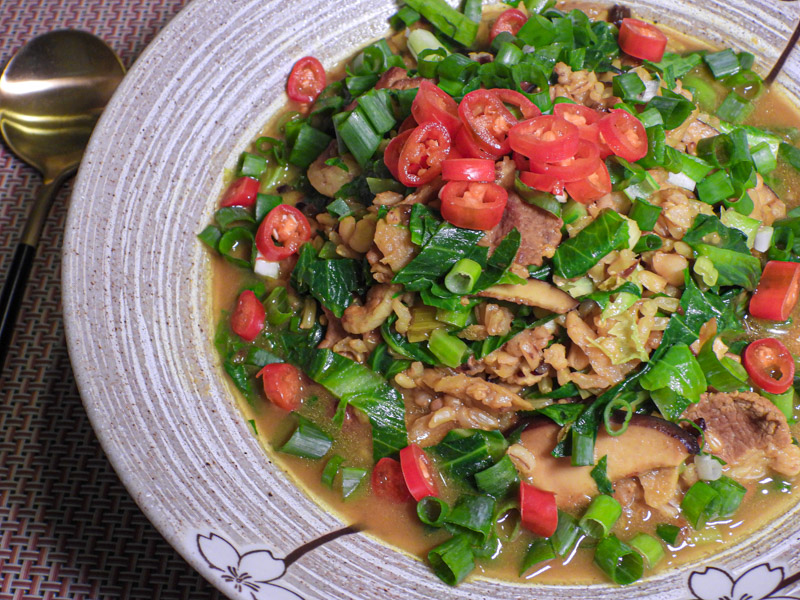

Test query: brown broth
[209,6,800,586]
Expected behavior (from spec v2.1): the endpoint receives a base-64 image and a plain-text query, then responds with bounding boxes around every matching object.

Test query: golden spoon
[0,30,125,375]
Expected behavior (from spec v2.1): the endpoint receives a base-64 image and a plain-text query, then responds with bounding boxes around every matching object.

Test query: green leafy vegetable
[590,455,614,495]
[433,429,508,480]
[291,244,363,318]
[640,344,706,420]
[553,209,630,279]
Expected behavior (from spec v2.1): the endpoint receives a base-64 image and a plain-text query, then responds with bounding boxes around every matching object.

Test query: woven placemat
[0,1,223,598]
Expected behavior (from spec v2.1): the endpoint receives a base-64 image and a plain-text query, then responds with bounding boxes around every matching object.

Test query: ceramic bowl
[62,0,800,598]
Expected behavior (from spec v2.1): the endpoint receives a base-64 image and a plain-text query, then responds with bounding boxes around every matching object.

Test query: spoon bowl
[0,30,125,374]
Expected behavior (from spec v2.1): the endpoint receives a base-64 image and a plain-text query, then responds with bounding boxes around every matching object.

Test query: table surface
[0,0,224,598]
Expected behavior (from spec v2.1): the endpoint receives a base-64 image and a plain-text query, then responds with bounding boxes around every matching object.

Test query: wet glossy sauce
[209,6,800,586]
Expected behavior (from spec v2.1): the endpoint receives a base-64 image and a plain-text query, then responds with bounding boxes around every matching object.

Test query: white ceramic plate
[62,0,800,598]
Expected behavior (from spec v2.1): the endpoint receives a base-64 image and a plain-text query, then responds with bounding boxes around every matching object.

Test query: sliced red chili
[513,151,531,172]
[371,457,412,503]
[519,482,558,538]
[384,129,413,180]
[508,115,580,163]
[411,79,461,136]
[257,363,303,411]
[287,56,326,104]
[565,162,612,204]
[458,89,518,156]
[597,109,648,162]
[618,18,668,63]
[255,204,312,261]
[439,180,508,231]
[230,290,265,342]
[553,103,601,128]
[519,170,565,196]
[454,126,502,160]
[398,114,418,133]
[529,138,601,182]
[397,122,451,187]
[743,338,795,394]
[220,176,260,208]
[441,158,496,182]
[749,261,800,322]
[579,123,615,159]
[399,444,439,501]
[489,8,528,42]
[489,88,541,120]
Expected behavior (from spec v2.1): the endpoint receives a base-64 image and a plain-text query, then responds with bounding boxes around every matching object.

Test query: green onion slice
[321,455,344,488]
[444,258,483,295]
[593,535,644,585]
[428,535,475,586]
[278,415,333,460]
[580,494,622,538]
[629,533,665,568]
[417,497,450,527]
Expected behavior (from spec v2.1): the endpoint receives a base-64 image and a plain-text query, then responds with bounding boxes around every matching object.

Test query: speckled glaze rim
[62,1,800,598]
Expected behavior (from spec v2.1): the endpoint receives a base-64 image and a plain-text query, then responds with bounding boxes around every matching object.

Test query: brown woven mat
[0,1,223,598]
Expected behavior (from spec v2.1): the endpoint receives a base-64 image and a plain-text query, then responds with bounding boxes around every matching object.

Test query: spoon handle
[0,242,37,374]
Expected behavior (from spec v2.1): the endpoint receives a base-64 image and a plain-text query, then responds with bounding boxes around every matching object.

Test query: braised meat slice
[684,391,800,477]
[481,192,562,267]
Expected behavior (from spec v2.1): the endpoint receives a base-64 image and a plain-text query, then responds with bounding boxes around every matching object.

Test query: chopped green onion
[198,225,222,251]
[629,533,665,568]
[341,467,367,499]
[391,5,421,28]
[321,454,344,488]
[429,328,469,368]
[218,227,255,268]
[475,455,520,498]
[238,152,268,178]
[520,538,556,575]
[656,523,681,545]
[436,305,472,328]
[580,494,622,538]
[357,88,397,134]
[697,134,734,168]
[336,109,381,167]
[428,535,475,586]
[682,74,719,113]
[571,430,595,467]
[768,226,794,262]
[590,455,614,495]
[445,494,496,543]
[215,206,255,229]
[725,69,764,100]
[717,92,753,124]
[638,107,664,129]
[326,197,355,219]
[255,194,281,223]
[629,198,662,231]
[751,142,778,175]
[704,49,740,79]
[708,476,746,517]
[676,151,714,182]
[646,93,693,130]
[417,497,450,526]
[278,415,333,459]
[738,52,755,70]
[495,41,524,67]
[613,72,646,100]
[417,47,447,78]
[288,124,332,169]
[603,397,632,437]
[633,233,663,253]
[406,0,479,46]
[730,161,757,191]
[696,170,735,204]
[444,258,483,294]
[722,190,754,215]
[594,536,644,585]
[681,480,720,528]
[265,286,293,325]
[551,511,583,557]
